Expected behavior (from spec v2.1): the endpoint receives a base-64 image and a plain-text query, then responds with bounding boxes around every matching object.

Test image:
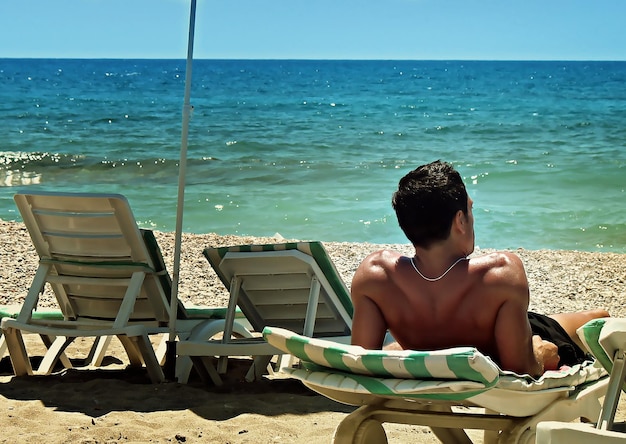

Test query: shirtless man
[350,160,609,377]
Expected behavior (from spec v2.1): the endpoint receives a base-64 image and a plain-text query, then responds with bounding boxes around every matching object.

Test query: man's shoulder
[363,249,403,265]
[471,251,528,293]
[471,250,523,270]
[353,249,403,285]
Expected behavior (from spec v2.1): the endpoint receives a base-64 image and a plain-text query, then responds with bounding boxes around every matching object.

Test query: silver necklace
[409,256,468,282]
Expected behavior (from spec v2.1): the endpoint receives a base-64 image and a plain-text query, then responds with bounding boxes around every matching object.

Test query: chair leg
[3,327,32,376]
[245,355,273,382]
[127,334,164,384]
[87,336,114,367]
[597,349,626,431]
[189,356,223,386]
[333,405,389,444]
[39,334,73,369]
[0,334,7,357]
[38,336,75,374]
[117,335,145,367]
[175,355,194,384]
[217,356,228,374]
[155,333,169,365]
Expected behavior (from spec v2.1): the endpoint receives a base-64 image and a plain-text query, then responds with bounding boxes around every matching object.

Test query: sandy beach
[0,219,624,443]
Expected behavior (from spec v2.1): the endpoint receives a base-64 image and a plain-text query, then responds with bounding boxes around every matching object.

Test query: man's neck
[412,243,468,279]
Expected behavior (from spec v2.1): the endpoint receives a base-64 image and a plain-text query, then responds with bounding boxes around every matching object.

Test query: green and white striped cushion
[263,326,500,385]
[284,366,490,401]
[577,318,612,373]
[577,317,625,391]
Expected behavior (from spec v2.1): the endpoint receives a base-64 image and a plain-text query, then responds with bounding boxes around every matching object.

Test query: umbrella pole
[165,0,197,382]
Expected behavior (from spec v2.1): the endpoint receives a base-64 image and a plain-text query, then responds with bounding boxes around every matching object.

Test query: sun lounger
[536,317,626,443]
[176,241,353,385]
[1,191,251,383]
[263,326,609,444]
[1,268,250,376]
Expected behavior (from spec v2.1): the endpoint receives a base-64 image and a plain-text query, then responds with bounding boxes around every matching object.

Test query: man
[350,160,608,376]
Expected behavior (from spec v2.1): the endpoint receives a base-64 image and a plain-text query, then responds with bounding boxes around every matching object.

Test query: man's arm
[491,253,559,376]
[350,253,389,349]
[351,293,388,349]
[495,299,559,376]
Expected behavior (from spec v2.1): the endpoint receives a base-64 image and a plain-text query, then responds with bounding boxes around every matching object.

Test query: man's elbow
[382,341,403,351]
[351,337,384,349]
[351,326,387,349]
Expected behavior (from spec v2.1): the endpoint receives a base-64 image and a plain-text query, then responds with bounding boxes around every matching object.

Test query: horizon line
[2,57,626,63]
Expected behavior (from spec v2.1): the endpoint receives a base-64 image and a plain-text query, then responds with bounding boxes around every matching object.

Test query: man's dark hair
[392,160,468,249]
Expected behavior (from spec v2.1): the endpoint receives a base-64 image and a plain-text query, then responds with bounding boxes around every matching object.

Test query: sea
[1,59,625,253]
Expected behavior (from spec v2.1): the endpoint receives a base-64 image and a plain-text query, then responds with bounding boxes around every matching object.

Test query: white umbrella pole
[166,0,197,381]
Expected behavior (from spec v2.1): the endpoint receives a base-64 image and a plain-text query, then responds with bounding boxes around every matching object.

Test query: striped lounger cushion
[577,318,614,374]
[576,317,624,388]
[263,326,500,385]
[262,326,607,399]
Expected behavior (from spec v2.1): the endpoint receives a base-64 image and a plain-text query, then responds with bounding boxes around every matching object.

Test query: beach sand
[0,219,625,443]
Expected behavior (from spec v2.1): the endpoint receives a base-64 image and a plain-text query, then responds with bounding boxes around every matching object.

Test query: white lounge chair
[536,317,626,443]
[263,326,609,444]
[1,191,250,383]
[176,241,353,385]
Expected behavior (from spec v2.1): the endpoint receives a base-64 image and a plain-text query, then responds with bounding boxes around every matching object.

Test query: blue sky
[1,0,625,60]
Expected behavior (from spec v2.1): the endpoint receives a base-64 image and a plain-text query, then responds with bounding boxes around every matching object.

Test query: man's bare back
[350,249,546,374]
[350,160,608,377]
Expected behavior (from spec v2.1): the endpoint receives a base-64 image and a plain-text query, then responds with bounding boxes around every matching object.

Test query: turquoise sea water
[1,59,625,252]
